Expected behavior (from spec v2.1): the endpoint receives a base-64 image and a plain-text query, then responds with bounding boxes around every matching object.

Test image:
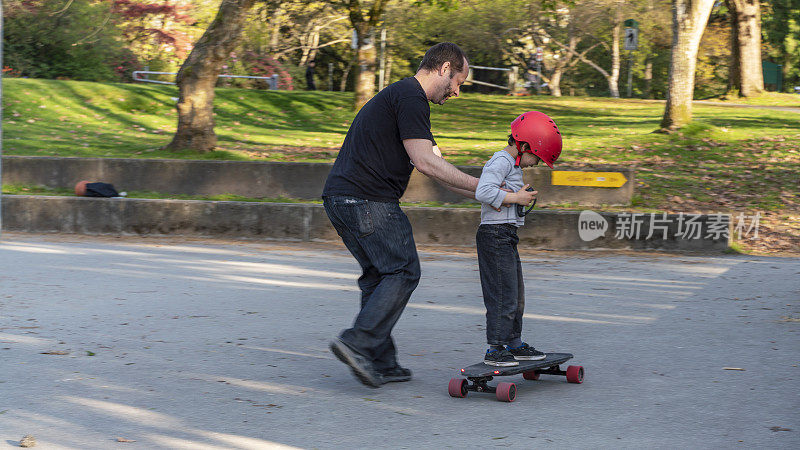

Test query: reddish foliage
[113,50,143,81]
[113,0,193,22]
[2,66,22,77]
[112,0,196,59]
[4,0,48,18]
[238,52,294,91]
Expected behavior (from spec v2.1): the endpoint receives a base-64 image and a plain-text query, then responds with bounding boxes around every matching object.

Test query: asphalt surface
[1,233,798,449]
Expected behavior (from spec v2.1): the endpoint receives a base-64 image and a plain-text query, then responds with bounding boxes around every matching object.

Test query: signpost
[552,171,628,188]
[624,19,638,98]
[624,25,639,51]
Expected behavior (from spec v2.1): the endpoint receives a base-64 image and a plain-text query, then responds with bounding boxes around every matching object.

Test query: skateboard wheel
[448,378,468,398]
[496,382,516,402]
[566,365,584,384]
[522,370,540,380]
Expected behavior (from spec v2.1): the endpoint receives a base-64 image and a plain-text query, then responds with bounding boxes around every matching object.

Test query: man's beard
[437,84,453,104]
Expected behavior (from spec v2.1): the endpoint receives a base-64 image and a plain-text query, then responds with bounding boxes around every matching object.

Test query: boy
[473,111,563,367]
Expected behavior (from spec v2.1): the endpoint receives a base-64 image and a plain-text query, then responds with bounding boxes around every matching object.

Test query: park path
[1,233,798,449]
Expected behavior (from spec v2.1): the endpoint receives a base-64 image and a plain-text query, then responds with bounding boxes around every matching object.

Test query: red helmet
[510,111,562,168]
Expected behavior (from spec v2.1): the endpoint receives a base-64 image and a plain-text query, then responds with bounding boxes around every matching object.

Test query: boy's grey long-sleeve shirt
[475,150,525,226]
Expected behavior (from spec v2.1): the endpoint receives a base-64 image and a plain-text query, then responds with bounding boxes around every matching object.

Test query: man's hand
[404,139,479,192]
[493,182,514,211]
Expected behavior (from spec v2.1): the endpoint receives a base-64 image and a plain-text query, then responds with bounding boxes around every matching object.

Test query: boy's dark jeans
[323,196,421,372]
[476,223,525,346]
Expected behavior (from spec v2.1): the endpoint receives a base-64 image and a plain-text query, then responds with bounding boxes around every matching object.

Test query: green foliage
[762,0,800,90]
[3,0,133,81]
[4,0,798,98]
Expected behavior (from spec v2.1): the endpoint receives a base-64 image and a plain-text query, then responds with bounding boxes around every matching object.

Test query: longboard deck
[460,352,573,378]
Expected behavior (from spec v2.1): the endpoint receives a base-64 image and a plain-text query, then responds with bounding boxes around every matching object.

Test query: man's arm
[435,179,476,199]
[404,138,479,191]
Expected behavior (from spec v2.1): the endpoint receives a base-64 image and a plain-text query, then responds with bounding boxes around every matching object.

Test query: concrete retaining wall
[2,156,635,206]
[2,196,730,251]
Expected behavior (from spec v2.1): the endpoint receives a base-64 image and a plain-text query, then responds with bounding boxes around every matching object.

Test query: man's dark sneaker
[508,343,546,361]
[484,347,519,367]
[377,366,412,384]
[329,338,381,388]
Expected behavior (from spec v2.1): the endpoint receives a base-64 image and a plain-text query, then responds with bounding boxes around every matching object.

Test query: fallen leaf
[116,437,136,443]
[19,435,36,447]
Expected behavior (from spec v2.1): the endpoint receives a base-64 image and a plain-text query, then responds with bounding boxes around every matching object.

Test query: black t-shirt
[323,77,435,202]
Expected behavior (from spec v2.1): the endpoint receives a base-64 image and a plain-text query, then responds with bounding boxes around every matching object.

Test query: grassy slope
[700,92,800,107]
[3,79,798,253]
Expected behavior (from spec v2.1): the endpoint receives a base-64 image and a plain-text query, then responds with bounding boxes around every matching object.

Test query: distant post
[508,66,518,94]
[535,46,543,95]
[624,19,639,98]
[328,62,334,91]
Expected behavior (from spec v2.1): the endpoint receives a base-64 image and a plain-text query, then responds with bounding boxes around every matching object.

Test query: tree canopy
[4,0,794,95]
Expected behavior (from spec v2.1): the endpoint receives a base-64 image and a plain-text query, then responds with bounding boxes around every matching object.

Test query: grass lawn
[2,79,798,254]
[700,91,800,107]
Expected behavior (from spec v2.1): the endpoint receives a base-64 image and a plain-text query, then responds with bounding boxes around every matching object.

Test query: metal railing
[132,71,280,90]
[466,65,518,91]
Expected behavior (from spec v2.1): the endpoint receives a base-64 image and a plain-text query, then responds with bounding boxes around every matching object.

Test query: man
[305,61,316,91]
[322,42,479,388]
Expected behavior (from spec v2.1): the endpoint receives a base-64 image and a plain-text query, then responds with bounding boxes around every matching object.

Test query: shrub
[3,0,138,82]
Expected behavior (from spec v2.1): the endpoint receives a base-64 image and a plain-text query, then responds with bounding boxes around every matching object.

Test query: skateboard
[448,352,584,402]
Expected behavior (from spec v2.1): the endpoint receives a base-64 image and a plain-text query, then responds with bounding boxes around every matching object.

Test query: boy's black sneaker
[508,343,546,361]
[484,348,519,367]
[377,366,412,384]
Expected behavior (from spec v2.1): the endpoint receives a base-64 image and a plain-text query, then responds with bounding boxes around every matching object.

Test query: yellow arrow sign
[551,171,628,188]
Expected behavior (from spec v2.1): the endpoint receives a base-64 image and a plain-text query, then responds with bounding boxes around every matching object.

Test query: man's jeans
[323,196,421,371]
[476,223,525,346]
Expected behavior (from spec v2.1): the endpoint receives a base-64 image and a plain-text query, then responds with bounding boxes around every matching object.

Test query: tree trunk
[549,30,615,98]
[660,0,715,131]
[165,0,256,153]
[644,59,653,98]
[726,0,764,97]
[548,33,581,98]
[347,0,388,110]
[340,58,354,92]
[353,27,377,110]
[609,19,622,98]
[269,6,283,53]
[385,56,393,86]
[549,68,563,97]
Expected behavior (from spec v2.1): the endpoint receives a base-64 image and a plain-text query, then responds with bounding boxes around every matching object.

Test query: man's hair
[508,134,530,151]
[417,42,468,77]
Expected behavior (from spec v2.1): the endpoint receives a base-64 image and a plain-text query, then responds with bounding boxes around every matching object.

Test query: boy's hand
[510,184,538,206]
[495,184,537,211]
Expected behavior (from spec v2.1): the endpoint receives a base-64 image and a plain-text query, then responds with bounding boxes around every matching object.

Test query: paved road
[1,233,798,449]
